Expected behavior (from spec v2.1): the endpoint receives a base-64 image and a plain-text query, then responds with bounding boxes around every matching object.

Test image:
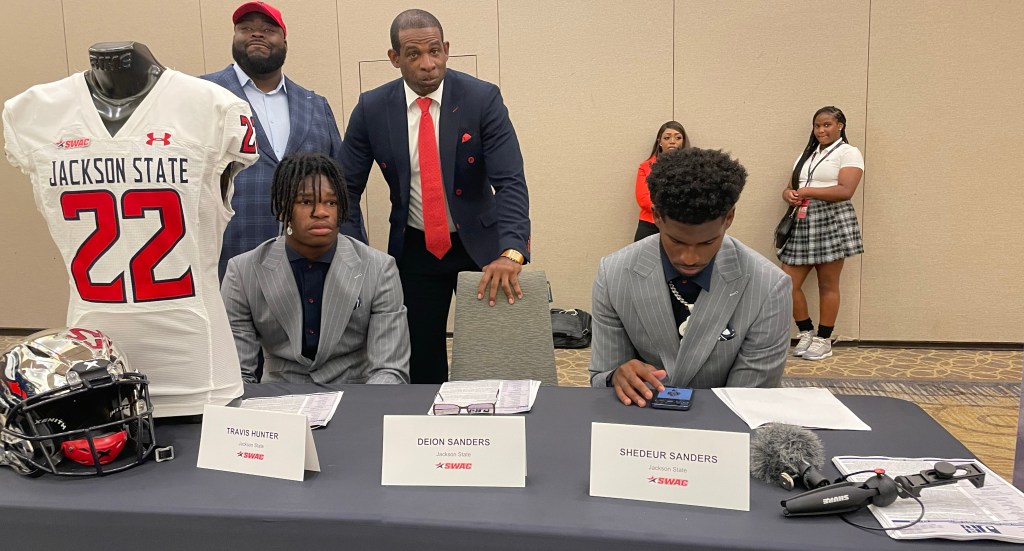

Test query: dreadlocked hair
[647,148,747,225]
[790,106,849,189]
[270,153,350,232]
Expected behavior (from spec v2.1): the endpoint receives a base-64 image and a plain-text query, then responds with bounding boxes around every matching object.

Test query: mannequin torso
[82,41,232,198]
[84,41,165,136]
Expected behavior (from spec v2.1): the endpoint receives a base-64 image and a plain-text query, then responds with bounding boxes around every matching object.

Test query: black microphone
[781,470,899,516]
[750,423,829,491]
[781,462,986,518]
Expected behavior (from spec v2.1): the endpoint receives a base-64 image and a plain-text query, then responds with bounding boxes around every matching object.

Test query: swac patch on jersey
[56,138,91,150]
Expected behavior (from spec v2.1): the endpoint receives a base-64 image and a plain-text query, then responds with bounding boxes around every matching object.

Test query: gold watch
[500,249,525,265]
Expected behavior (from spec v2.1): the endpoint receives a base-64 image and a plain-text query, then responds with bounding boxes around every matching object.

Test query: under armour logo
[146,132,171,146]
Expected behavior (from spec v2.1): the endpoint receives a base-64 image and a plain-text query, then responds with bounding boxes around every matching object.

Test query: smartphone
[650,387,693,410]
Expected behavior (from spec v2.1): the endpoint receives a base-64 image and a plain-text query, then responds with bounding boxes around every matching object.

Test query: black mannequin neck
[84,42,165,135]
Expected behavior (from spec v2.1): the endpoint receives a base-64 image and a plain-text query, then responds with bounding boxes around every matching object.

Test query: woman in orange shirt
[634,121,690,241]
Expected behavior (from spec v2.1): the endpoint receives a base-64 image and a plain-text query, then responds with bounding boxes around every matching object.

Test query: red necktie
[416,97,451,259]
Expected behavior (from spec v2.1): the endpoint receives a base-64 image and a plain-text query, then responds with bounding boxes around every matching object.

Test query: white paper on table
[833,456,1024,542]
[712,387,870,430]
[427,380,541,415]
[240,391,343,428]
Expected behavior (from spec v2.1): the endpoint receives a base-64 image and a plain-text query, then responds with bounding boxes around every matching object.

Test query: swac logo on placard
[647,476,688,486]
[237,451,265,461]
[56,138,91,149]
[146,132,172,146]
[435,462,473,470]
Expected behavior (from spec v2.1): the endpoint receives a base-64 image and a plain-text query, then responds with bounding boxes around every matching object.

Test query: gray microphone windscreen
[749,423,825,485]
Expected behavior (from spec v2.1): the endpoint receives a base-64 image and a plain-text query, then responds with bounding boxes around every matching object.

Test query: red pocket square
[461,133,472,143]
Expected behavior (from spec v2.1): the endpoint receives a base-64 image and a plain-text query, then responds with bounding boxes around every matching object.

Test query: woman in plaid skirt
[778,106,864,361]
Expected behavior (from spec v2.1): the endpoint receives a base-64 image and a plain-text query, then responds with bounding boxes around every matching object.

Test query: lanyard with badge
[797,141,843,219]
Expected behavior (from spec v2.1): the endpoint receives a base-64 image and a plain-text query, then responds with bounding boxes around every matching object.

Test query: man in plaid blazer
[203,2,365,279]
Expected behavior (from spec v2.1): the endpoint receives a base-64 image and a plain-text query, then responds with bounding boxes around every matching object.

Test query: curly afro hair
[647,147,747,225]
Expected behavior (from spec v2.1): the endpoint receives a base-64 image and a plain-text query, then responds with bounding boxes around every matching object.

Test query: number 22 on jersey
[60,188,194,303]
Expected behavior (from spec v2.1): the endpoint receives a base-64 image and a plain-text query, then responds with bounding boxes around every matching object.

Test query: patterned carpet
[555,344,1023,482]
[2,333,1020,480]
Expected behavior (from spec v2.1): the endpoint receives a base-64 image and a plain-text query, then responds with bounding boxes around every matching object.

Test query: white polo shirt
[794,141,864,189]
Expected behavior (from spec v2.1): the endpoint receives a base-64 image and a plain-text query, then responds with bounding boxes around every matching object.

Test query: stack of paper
[428,380,541,415]
[240,391,343,428]
[712,387,870,430]
[834,456,1024,542]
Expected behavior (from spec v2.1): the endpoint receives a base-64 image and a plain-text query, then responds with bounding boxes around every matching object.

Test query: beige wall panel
[336,0,499,117]
[861,1,1024,342]
[1,2,1020,343]
[199,0,343,110]
[499,0,674,313]
[0,0,70,328]
[64,1,205,74]
[676,0,870,339]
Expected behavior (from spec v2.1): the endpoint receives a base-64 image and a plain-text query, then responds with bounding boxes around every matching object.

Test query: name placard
[381,415,526,487]
[590,422,749,511]
[197,404,320,481]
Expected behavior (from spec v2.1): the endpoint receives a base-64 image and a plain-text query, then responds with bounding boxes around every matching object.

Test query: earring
[286,224,293,236]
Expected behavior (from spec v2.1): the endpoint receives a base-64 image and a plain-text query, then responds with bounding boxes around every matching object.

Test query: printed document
[833,456,1024,542]
[240,391,343,429]
[713,387,870,430]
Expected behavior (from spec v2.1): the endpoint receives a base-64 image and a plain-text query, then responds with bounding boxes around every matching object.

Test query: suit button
[455,188,462,196]
[467,156,475,164]
[380,162,388,170]
[456,224,460,230]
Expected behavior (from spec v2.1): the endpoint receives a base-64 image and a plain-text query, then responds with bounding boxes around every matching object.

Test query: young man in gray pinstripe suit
[589,148,791,406]
[222,154,410,385]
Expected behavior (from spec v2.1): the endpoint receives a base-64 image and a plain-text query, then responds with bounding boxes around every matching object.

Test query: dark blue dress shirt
[286,243,336,360]
[659,244,715,333]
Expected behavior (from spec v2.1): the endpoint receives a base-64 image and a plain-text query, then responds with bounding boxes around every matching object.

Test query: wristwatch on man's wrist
[500,249,525,265]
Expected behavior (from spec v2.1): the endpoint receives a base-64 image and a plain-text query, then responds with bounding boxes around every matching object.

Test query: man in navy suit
[342,9,531,383]
[202,1,365,280]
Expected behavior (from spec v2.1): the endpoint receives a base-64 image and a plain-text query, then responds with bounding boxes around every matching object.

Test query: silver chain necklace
[668,282,694,337]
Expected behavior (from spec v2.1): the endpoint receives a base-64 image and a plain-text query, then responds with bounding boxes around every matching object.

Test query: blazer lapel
[671,237,749,386]
[438,73,460,195]
[255,239,304,363]
[315,239,361,365]
[630,239,682,375]
[387,82,413,209]
[283,76,311,156]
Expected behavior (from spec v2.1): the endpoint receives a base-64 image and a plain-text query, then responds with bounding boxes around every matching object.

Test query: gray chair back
[451,271,557,385]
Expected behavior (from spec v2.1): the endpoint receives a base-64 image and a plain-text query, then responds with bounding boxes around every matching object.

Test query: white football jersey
[3,69,259,417]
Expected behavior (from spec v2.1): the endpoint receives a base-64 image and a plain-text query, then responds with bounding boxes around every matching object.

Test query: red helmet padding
[61,431,128,465]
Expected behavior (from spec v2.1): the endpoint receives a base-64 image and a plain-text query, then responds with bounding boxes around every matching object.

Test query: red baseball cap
[232,1,287,38]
